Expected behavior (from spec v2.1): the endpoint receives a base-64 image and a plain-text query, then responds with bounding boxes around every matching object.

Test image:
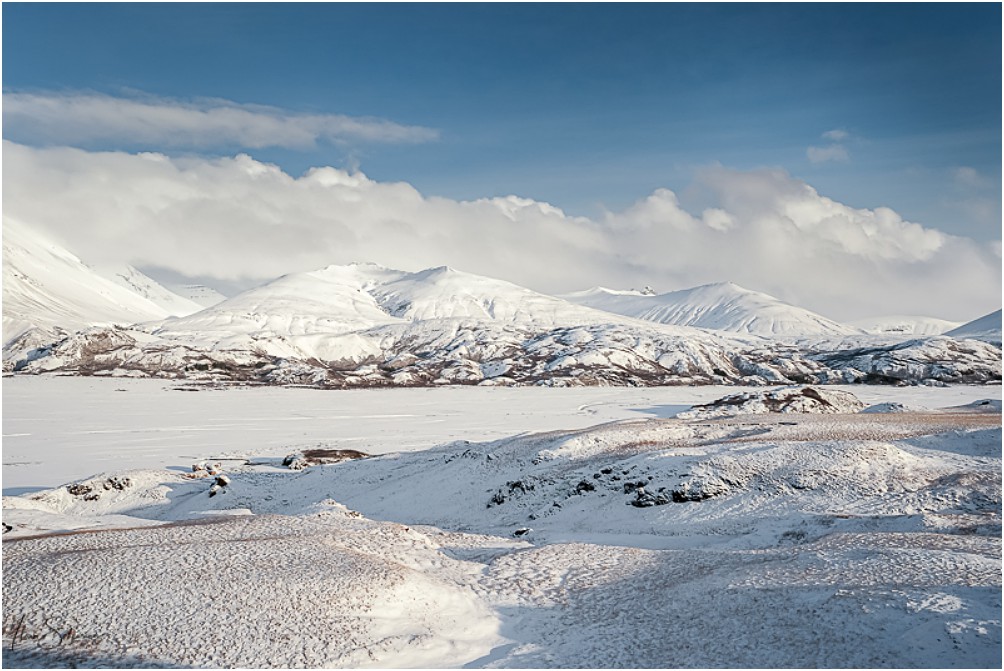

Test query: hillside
[96,264,204,317]
[946,310,1002,341]
[849,315,962,336]
[2,219,172,345]
[563,282,860,337]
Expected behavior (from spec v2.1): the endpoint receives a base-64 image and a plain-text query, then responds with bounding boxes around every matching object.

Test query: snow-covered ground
[3,377,999,494]
[2,379,1001,668]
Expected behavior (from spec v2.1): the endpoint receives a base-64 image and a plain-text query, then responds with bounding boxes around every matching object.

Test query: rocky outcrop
[5,323,1000,389]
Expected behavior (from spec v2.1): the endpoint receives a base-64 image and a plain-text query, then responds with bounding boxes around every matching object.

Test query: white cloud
[952,165,988,189]
[2,91,438,149]
[821,129,849,142]
[3,142,999,322]
[806,144,850,164]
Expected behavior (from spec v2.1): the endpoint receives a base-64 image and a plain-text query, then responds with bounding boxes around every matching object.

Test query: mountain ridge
[2,218,175,345]
[563,281,862,337]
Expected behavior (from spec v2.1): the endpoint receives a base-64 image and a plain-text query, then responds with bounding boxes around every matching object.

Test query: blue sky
[3,3,1002,321]
[4,2,1001,240]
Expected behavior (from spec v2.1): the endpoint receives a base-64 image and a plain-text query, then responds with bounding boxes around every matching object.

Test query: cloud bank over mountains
[3,91,438,149]
[4,141,999,322]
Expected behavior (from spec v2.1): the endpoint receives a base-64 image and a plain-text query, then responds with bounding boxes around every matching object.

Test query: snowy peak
[946,309,1002,340]
[158,262,641,340]
[563,281,861,337]
[368,265,610,325]
[2,219,173,345]
[160,264,408,336]
[96,265,204,317]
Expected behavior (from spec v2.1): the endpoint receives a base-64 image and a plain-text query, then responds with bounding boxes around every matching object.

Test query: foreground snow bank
[3,510,502,668]
[3,407,1001,668]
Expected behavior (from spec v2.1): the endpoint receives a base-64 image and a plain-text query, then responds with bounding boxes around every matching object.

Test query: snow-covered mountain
[849,315,962,336]
[7,262,998,387]
[96,265,203,317]
[563,282,860,337]
[369,265,625,325]
[2,219,174,346]
[166,283,228,308]
[156,263,407,338]
[158,263,637,342]
[946,309,1002,341]
[3,241,999,387]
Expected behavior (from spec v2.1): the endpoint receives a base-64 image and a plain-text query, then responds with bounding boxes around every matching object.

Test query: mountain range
[3,220,1000,386]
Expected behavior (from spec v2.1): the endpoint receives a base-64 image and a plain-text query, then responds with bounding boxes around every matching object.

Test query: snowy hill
[96,265,203,317]
[563,282,860,337]
[3,391,1001,667]
[157,263,408,337]
[946,309,1002,341]
[849,315,962,336]
[159,263,641,340]
[2,219,173,346]
[368,265,629,326]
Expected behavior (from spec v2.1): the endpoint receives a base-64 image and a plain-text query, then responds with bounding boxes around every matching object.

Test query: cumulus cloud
[821,129,849,142]
[806,144,849,164]
[3,142,999,321]
[2,91,438,149]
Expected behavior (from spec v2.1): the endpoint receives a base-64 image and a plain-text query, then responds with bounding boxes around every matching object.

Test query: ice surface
[3,377,999,493]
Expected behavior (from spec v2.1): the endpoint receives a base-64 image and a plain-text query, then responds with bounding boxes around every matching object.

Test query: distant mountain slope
[156,263,408,337]
[166,283,228,308]
[156,263,659,344]
[2,219,172,345]
[368,265,625,327]
[563,282,861,337]
[96,265,203,317]
[946,310,1002,340]
[6,257,1000,387]
[849,315,962,336]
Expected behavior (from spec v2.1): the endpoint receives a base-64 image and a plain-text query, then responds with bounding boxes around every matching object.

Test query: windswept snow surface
[2,380,1002,668]
[563,282,861,337]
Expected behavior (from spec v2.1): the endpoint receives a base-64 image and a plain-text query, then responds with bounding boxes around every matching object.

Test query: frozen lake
[2,376,1000,494]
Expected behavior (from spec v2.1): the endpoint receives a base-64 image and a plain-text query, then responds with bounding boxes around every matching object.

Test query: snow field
[2,380,1001,667]
[3,513,503,668]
